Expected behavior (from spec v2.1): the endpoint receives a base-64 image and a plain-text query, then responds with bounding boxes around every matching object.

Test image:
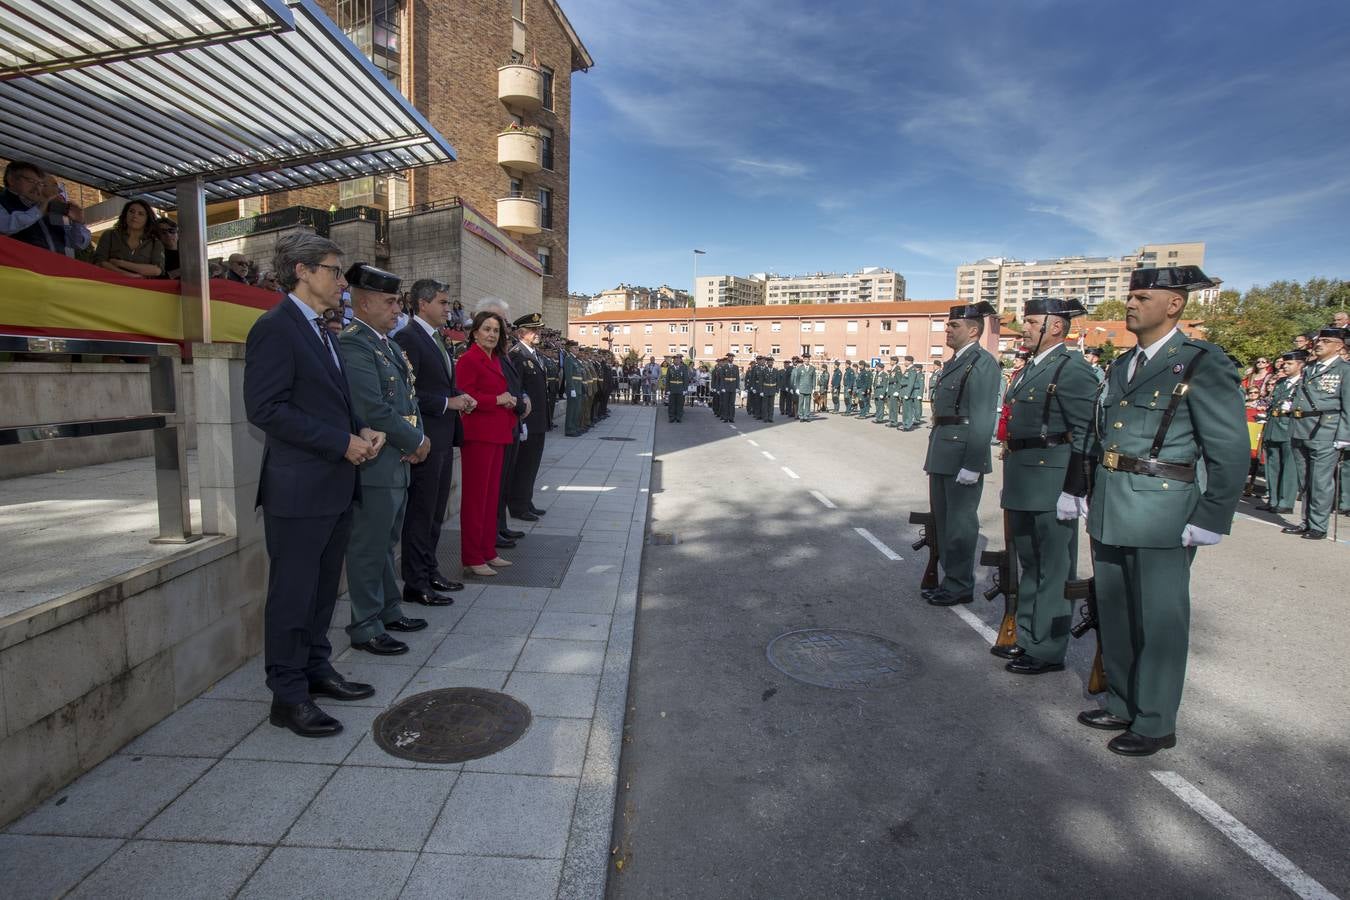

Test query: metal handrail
[0,334,200,544]
[388,196,463,218]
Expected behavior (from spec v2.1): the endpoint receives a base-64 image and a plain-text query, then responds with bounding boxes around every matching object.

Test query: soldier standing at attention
[1084,347,1106,384]
[830,360,843,413]
[1067,266,1248,756]
[843,361,856,413]
[339,264,431,656]
[922,302,1002,606]
[1257,350,1305,514]
[1283,326,1349,540]
[793,357,815,421]
[902,357,924,430]
[761,357,781,423]
[666,354,690,423]
[855,360,872,418]
[563,340,583,436]
[746,356,762,419]
[997,298,1097,675]
[887,357,903,428]
[872,360,889,424]
[721,353,740,422]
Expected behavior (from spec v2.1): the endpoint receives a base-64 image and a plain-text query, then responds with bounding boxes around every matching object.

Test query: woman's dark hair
[468,310,507,356]
[115,199,158,238]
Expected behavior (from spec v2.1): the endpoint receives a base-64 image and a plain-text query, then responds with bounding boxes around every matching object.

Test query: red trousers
[460,440,504,566]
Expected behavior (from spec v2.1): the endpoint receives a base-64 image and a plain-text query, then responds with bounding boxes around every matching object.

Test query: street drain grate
[648,532,678,545]
[766,629,913,690]
[372,689,531,763]
[600,436,636,441]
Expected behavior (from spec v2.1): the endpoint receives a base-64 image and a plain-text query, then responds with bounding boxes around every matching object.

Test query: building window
[895,346,907,357]
[895,320,908,332]
[644,324,652,334]
[730,323,741,333]
[770,322,781,332]
[813,344,824,355]
[800,344,811,356]
[770,344,781,355]
[668,323,676,333]
[679,324,689,333]
[801,322,811,332]
[730,344,740,354]
[930,346,944,356]
[703,344,714,356]
[622,324,630,334]
[879,345,890,356]
[932,320,946,331]
[540,65,554,111]
[880,320,891,331]
[539,126,554,170]
[813,321,825,333]
[845,345,857,356]
[846,320,858,332]
[537,188,553,229]
[705,323,715,333]
[536,245,552,275]
[644,345,652,354]
[668,344,676,353]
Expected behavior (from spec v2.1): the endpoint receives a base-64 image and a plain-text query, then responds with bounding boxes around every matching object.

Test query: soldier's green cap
[1024,296,1087,318]
[513,312,544,329]
[1129,266,1214,292]
[344,262,400,294]
[948,301,997,320]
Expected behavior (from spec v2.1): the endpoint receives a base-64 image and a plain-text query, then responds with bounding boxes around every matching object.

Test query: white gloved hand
[955,468,980,486]
[570,390,576,398]
[1181,523,1222,547]
[520,423,528,441]
[1335,440,1349,450]
[1056,492,1087,521]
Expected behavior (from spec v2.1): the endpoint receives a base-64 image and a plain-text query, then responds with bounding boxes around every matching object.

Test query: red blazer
[456,343,516,444]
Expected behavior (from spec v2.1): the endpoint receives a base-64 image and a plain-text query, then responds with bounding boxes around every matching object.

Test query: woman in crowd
[94,199,165,278]
[1243,356,1276,399]
[455,310,518,577]
[154,217,180,278]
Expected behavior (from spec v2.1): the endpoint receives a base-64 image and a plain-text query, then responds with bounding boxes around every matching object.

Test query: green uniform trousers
[902,397,919,429]
[888,393,899,427]
[668,389,685,422]
[797,392,812,420]
[1262,440,1299,510]
[831,389,841,412]
[763,391,775,422]
[1091,541,1195,738]
[1341,452,1350,513]
[1293,440,1338,533]
[1009,509,1077,663]
[929,473,983,596]
[874,397,887,423]
[858,393,870,417]
[345,486,408,644]
[565,394,581,435]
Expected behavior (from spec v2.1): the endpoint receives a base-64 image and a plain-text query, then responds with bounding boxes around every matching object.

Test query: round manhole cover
[372,688,531,763]
[766,629,912,690]
[600,436,636,441]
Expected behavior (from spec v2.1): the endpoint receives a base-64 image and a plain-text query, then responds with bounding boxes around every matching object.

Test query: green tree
[1200,278,1342,365]
[1089,299,1127,320]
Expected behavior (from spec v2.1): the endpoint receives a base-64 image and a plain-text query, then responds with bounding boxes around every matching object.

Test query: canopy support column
[176,177,211,344]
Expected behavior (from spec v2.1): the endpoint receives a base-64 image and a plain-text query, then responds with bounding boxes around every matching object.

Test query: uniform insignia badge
[1172,363,1184,374]
[1319,373,1341,392]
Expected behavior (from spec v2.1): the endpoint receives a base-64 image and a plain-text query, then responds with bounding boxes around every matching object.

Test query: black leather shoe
[404,586,454,606]
[1077,709,1131,731]
[990,644,1025,660]
[1006,655,1065,675]
[1107,730,1176,756]
[270,700,342,737]
[919,586,941,601]
[1254,503,1277,512]
[1275,507,1293,514]
[1281,524,1308,535]
[351,633,408,655]
[926,590,974,606]
[308,676,375,701]
[499,528,526,539]
[530,506,546,516]
[386,616,428,632]
[513,511,540,522]
[429,574,464,593]
[1301,530,1327,540]
[495,537,517,549]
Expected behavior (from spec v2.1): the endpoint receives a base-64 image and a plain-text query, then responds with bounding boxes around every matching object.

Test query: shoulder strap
[952,360,977,412]
[1147,352,1205,460]
[1040,355,1072,437]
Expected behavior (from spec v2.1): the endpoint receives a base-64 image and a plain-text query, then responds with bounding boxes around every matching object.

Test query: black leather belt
[1291,409,1326,419]
[1007,432,1073,452]
[1100,451,1195,483]
[933,416,969,426]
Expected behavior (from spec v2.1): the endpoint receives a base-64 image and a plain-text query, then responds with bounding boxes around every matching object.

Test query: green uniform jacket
[338,320,423,488]
[666,363,690,390]
[816,367,830,391]
[873,368,889,400]
[720,363,741,393]
[843,368,856,391]
[923,344,1002,475]
[760,367,781,391]
[564,352,583,398]
[856,367,872,393]
[905,366,925,398]
[1261,376,1296,443]
[792,364,815,393]
[928,371,940,400]
[1086,332,1249,547]
[830,367,843,389]
[999,344,1098,512]
[1290,356,1349,446]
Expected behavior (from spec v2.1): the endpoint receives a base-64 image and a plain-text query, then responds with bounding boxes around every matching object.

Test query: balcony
[496,195,541,234]
[498,64,543,110]
[497,129,541,173]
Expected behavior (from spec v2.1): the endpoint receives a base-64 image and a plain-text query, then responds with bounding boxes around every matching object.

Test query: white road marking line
[761,451,776,461]
[1152,772,1339,900]
[854,527,902,561]
[949,605,998,645]
[1235,512,1350,545]
[809,490,836,509]
[781,467,800,480]
[557,486,616,492]
[747,439,760,447]
[539,486,549,491]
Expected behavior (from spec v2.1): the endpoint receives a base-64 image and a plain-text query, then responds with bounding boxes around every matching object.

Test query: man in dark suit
[393,280,474,604]
[243,233,384,738]
[508,313,550,520]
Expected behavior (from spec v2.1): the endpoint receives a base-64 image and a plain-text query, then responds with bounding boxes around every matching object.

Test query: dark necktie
[1130,350,1147,384]
[314,318,338,369]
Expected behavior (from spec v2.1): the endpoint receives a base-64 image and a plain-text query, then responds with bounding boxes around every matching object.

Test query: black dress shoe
[926,590,974,606]
[990,644,1025,660]
[530,506,547,516]
[270,700,343,737]
[495,538,517,549]
[500,528,526,539]
[404,586,454,606]
[1281,524,1308,534]
[386,616,428,632]
[351,633,408,655]
[919,586,941,601]
[1301,530,1327,540]
[1275,507,1293,514]
[1077,709,1131,731]
[1006,655,1066,675]
[308,676,375,701]
[1107,730,1176,756]
[429,574,465,593]
[513,511,540,522]
[1254,503,1277,512]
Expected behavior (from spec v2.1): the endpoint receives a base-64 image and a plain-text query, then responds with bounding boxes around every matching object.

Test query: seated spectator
[0,160,91,257]
[257,270,280,292]
[156,217,180,278]
[225,252,250,283]
[208,258,227,279]
[450,299,472,329]
[94,199,165,278]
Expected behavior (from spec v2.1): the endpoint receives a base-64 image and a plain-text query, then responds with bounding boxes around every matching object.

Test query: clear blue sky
[562,0,1350,300]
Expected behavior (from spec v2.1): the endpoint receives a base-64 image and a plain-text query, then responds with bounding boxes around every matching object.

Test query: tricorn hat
[344,262,401,294]
[1024,296,1087,318]
[1129,266,1215,293]
[1279,349,1310,361]
[948,301,997,320]
[1316,327,1347,341]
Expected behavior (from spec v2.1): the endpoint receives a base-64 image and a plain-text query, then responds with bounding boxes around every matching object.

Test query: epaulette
[342,324,360,335]
[1182,338,1228,357]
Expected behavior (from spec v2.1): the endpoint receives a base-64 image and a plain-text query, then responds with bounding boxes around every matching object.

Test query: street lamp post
[692,249,705,362]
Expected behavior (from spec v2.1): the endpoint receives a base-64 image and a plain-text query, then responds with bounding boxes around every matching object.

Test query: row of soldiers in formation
[918,266,1348,759]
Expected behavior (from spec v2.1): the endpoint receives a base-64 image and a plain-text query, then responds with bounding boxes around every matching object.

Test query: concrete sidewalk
[1,403,654,900]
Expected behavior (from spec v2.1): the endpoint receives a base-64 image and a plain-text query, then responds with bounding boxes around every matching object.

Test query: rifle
[908,511,940,591]
[1066,577,1107,694]
[978,510,1019,654]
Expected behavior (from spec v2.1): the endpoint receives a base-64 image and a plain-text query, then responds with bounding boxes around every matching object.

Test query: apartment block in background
[695,267,907,308]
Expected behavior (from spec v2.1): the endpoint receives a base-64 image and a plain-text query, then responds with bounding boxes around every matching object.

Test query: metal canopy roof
[0,0,295,78]
[0,0,456,206]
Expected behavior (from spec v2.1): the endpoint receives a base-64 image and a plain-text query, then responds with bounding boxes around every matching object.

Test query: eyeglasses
[309,263,343,278]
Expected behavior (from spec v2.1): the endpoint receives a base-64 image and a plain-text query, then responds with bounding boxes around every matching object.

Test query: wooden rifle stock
[1066,577,1107,695]
[908,510,940,591]
[979,510,1018,652]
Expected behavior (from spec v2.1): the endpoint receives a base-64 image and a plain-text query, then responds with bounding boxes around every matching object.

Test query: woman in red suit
[455,311,518,576]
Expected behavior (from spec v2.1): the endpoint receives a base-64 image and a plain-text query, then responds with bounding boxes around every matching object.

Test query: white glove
[520,424,528,440]
[570,390,576,398]
[955,468,980,486]
[1181,523,1222,547]
[1335,441,1349,450]
[1056,492,1087,521]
